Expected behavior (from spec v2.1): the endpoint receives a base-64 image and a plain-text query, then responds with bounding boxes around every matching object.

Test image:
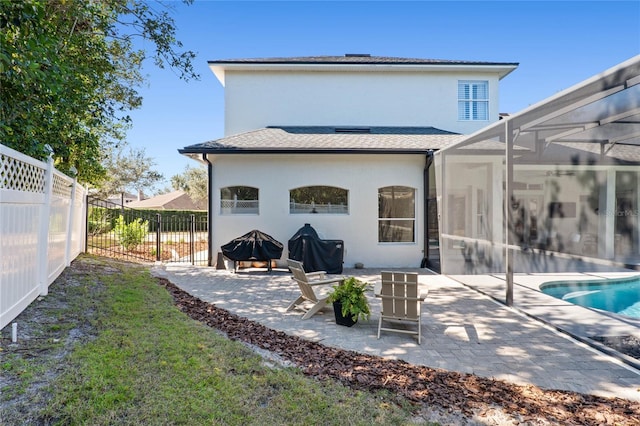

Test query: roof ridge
[208,55,519,66]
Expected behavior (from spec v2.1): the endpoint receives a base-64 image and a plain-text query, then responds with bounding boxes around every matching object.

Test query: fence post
[190,214,195,265]
[156,213,161,261]
[38,152,55,296]
[84,193,89,253]
[65,177,77,266]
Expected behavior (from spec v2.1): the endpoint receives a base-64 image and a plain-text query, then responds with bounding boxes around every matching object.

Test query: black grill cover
[288,224,344,274]
[221,230,283,262]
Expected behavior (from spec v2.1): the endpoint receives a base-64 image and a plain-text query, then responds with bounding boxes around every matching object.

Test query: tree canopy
[99,146,164,199]
[170,165,207,205]
[0,0,198,184]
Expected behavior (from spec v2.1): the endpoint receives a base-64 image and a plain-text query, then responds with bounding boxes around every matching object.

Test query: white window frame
[289,186,349,214]
[220,186,259,215]
[458,80,489,121]
[378,186,416,243]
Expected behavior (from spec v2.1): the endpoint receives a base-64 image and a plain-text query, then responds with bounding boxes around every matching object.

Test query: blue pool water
[540,277,640,319]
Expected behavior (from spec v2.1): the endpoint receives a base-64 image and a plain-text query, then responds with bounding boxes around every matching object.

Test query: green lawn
[8,256,428,425]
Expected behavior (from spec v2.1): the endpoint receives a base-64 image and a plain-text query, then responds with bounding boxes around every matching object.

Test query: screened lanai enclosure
[435,55,640,304]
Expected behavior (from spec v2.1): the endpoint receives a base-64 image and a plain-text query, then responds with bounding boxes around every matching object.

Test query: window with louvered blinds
[458,80,489,121]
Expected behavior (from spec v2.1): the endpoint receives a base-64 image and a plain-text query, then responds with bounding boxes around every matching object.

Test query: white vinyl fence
[1,143,87,330]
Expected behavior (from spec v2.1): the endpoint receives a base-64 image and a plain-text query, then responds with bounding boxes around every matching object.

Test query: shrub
[88,207,112,235]
[114,215,148,251]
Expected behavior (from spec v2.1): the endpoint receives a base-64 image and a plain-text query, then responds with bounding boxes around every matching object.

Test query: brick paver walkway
[152,265,640,401]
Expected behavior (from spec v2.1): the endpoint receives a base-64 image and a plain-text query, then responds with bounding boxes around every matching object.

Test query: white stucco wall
[223,71,501,136]
[208,153,427,268]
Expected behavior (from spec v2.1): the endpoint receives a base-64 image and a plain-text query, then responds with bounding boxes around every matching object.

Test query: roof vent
[334,127,371,134]
[345,53,371,57]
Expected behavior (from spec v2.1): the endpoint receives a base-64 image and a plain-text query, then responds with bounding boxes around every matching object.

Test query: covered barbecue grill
[288,223,344,274]
[221,230,283,272]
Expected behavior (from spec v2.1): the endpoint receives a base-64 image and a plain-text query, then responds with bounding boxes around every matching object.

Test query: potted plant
[327,277,371,327]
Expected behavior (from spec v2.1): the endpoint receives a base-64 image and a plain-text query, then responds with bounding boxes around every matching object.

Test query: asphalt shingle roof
[208,55,519,67]
[180,126,466,154]
[126,190,203,210]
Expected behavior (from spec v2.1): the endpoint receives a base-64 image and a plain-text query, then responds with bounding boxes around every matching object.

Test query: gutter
[179,148,433,155]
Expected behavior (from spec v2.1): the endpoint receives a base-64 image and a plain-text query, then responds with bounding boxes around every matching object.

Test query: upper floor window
[378,186,415,243]
[220,186,259,214]
[290,186,348,214]
[458,80,488,121]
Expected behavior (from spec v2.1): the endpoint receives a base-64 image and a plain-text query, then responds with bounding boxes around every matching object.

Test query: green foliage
[93,207,206,232]
[98,146,164,198]
[290,186,348,205]
[170,165,208,208]
[87,207,112,235]
[0,0,198,185]
[114,215,148,251]
[328,277,371,322]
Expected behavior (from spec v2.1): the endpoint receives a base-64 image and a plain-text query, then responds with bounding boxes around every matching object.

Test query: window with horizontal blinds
[458,80,489,121]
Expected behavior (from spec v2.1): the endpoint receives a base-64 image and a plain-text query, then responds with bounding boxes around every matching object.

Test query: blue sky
[126,1,640,191]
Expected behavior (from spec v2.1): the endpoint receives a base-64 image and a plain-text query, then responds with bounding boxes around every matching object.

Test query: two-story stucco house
[179,55,518,269]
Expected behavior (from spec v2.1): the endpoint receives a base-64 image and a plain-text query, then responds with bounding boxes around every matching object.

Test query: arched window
[290,186,348,214]
[220,186,259,214]
[378,186,415,242]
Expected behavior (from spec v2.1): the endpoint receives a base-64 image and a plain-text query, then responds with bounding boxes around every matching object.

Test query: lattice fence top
[53,173,73,198]
[1,153,46,193]
[74,185,87,203]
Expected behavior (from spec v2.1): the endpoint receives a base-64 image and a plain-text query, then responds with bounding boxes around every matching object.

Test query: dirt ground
[1,257,639,425]
[88,240,208,262]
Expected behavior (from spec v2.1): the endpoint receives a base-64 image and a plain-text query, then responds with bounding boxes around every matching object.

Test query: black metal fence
[86,196,208,264]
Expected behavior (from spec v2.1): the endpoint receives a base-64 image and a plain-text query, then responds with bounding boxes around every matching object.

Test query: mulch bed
[157,277,640,426]
[89,241,208,262]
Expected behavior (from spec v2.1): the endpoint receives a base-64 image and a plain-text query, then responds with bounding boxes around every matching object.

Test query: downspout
[203,154,214,267]
[421,150,434,268]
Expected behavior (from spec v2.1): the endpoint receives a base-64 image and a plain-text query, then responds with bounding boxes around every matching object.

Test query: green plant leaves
[114,215,148,251]
[328,277,371,321]
[0,0,198,185]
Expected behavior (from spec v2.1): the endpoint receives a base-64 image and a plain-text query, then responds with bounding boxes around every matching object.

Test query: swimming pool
[540,277,640,319]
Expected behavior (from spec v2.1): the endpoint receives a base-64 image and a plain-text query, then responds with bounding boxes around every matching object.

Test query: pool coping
[448,271,640,371]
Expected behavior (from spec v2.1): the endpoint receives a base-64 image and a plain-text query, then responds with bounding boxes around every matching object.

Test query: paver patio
[151,264,640,402]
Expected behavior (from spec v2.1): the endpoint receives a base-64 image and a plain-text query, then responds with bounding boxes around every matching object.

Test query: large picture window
[458,80,489,121]
[290,186,348,214]
[378,186,415,242]
[220,186,259,214]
